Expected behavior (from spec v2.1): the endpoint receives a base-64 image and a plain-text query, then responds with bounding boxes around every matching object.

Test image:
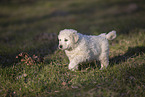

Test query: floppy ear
[72,32,79,43]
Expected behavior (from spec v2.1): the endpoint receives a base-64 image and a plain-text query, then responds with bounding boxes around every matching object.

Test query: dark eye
[59,39,61,41]
[65,39,68,42]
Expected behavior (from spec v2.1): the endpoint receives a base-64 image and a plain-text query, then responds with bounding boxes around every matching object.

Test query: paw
[100,66,107,70]
[99,67,104,70]
[68,65,78,71]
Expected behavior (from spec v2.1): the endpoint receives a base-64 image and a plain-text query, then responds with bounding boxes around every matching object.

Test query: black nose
[59,45,63,49]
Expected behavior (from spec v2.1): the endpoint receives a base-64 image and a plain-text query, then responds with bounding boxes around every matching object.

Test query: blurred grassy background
[0,0,145,66]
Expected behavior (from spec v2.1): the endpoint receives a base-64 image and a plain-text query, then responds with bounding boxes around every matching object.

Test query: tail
[99,30,116,40]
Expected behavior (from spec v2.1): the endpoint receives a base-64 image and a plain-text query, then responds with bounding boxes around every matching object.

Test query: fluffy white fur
[58,29,116,71]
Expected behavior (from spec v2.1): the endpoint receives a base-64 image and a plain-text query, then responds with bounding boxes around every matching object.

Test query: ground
[0,0,145,96]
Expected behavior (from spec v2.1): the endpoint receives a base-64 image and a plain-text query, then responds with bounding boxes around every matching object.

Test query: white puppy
[58,29,116,71]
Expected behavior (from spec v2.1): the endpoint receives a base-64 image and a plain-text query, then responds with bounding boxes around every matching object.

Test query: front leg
[68,59,79,71]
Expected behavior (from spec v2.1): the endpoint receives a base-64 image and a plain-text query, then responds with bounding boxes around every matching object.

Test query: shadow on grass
[0,46,57,68]
[0,43,58,68]
[0,10,69,28]
[78,46,145,70]
[110,46,145,66]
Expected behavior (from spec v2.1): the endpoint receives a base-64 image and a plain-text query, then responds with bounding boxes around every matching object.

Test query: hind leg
[99,41,109,70]
[99,53,109,70]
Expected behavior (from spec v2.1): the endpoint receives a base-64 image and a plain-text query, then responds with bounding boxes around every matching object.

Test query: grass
[0,0,145,96]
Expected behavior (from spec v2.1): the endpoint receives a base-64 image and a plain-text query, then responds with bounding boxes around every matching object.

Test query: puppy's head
[58,29,79,50]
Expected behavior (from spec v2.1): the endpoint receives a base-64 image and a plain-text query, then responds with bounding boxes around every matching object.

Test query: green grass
[0,0,145,96]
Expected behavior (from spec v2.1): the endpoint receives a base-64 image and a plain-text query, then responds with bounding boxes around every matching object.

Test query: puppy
[58,29,116,71]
